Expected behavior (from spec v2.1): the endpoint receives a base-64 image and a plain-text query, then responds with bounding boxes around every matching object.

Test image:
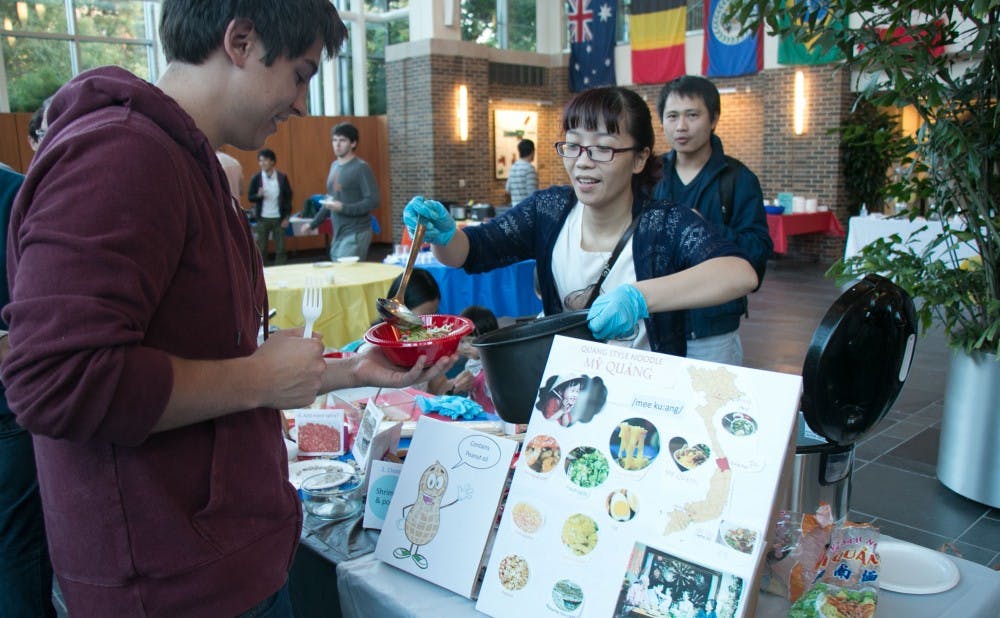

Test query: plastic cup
[300,469,362,521]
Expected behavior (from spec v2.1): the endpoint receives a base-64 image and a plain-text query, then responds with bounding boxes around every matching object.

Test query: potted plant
[729,0,999,506]
[832,101,914,217]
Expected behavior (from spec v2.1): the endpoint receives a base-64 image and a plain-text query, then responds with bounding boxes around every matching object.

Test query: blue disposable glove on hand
[403,196,457,246]
[587,284,649,340]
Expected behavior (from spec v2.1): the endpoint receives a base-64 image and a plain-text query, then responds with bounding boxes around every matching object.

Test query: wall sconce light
[793,70,807,135]
[457,84,469,142]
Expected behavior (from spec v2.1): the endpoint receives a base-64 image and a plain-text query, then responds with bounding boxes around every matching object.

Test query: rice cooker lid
[801,274,918,446]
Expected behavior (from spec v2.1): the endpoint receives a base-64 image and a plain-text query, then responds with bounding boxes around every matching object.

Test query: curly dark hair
[160,0,347,66]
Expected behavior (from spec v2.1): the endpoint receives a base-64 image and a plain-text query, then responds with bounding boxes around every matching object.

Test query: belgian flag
[630,0,687,85]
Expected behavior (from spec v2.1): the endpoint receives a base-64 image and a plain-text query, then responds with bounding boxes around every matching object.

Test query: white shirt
[550,203,649,349]
[260,171,281,219]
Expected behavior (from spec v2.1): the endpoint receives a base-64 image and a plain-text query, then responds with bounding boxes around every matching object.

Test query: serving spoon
[376,221,426,329]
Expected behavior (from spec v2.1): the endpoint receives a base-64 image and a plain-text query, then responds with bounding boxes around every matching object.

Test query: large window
[1,0,158,112]
[365,0,408,115]
[462,0,536,51]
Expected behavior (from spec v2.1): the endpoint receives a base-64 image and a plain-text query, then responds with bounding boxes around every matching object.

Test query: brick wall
[388,54,854,262]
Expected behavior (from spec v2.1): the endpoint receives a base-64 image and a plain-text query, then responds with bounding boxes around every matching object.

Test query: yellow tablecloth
[264,262,402,348]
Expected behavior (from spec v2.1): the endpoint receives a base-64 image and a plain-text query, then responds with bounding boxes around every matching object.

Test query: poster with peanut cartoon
[375,416,517,598]
[476,336,802,618]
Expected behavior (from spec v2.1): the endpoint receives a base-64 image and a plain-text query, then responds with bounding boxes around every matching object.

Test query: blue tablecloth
[387,256,542,318]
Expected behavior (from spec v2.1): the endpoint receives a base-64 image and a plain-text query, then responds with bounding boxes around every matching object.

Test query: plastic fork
[301,276,323,339]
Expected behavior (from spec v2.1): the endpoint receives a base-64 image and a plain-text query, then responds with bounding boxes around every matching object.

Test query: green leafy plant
[730,0,999,356]
[831,101,914,216]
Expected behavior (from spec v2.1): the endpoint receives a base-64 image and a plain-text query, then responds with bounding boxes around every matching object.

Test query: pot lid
[800,274,918,446]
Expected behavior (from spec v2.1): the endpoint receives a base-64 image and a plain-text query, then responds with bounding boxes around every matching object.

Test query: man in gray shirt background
[505,138,538,205]
[305,122,379,260]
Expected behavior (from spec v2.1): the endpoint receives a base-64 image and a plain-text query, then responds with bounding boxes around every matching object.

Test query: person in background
[216,148,244,201]
[0,165,55,618]
[248,147,293,265]
[303,122,379,261]
[340,268,442,353]
[505,138,538,205]
[653,75,772,365]
[27,97,53,153]
[1,2,451,616]
[428,305,499,414]
[384,267,442,317]
[404,86,758,355]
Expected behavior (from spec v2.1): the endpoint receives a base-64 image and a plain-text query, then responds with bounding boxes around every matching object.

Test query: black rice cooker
[469,203,495,221]
[445,201,467,220]
[784,274,917,520]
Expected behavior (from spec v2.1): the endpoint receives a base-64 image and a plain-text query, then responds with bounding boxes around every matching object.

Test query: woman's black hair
[562,86,662,196]
[386,267,441,311]
[460,305,498,336]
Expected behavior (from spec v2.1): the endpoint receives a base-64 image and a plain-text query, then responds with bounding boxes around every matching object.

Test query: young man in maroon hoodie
[1,2,452,616]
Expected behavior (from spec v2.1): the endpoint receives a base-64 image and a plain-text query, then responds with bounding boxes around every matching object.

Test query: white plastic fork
[301,276,323,339]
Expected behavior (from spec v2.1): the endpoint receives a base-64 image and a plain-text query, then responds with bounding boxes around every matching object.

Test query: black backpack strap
[718,155,743,226]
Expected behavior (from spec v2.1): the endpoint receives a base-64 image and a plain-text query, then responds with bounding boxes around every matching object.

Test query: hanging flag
[567,0,617,92]
[630,0,687,85]
[702,0,763,78]
[874,18,946,58]
[777,0,846,66]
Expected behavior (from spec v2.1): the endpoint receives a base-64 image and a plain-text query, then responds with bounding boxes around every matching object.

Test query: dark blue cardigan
[462,185,748,356]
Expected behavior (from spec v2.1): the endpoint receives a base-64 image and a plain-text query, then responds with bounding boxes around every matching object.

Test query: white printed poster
[475,336,802,617]
[375,417,518,598]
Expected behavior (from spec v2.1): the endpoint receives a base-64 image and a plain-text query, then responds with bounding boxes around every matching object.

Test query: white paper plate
[878,538,960,594]
[288,459,356,489]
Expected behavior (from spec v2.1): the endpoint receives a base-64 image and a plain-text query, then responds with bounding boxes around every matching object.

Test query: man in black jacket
[653,76,772,365]
[248,148,293,264]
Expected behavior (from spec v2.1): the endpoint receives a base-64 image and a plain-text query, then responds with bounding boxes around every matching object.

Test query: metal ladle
[376,221,426,329]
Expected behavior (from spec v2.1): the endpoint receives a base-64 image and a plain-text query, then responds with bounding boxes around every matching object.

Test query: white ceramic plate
[312,261,334,268]
[878,538,960,594]
[337,256,360,265]
[288,459,356,489]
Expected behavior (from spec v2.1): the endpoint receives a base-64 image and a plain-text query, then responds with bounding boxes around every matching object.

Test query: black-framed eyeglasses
[555,141,638,162]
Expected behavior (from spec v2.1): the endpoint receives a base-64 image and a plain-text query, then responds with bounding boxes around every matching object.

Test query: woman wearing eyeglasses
[403,86,757,356]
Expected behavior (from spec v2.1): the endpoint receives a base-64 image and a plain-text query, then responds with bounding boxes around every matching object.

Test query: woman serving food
[403,86,757,355]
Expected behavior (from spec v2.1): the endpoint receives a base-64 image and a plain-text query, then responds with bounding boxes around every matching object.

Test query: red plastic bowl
[364,314,474,368]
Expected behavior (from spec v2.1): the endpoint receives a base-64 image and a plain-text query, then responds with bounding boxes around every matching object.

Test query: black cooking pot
[474,311,596,424]
[469,203,495,221]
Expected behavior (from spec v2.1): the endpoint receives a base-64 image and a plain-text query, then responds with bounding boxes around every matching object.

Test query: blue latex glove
[587,284,649,340]
[415,395,485,420]
[403,196,456,246]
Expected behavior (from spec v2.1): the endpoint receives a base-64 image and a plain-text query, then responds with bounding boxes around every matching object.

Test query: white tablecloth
[844,215,977,263]
[335,542,1000,618]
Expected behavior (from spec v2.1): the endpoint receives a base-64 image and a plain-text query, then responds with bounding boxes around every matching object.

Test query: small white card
[353,401,403,489]
[352,400,387,469]
[294,408,345,456]
[363,459,404,530]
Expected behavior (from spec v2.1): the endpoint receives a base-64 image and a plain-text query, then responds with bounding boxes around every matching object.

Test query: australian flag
[568,0,617,92]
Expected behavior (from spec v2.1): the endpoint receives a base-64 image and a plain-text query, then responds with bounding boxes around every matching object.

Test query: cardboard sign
[475,336,802,618]
[375,417,517,599]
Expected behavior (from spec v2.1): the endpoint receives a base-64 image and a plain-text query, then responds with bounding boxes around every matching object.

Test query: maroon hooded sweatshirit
[2,67,301,617]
